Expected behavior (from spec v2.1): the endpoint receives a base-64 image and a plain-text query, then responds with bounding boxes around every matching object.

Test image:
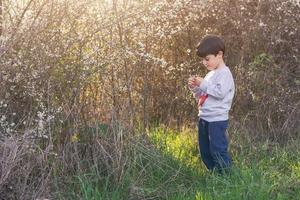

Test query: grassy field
[57,126,300,200]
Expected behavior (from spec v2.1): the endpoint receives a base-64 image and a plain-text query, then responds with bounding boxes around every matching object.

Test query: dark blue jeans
[198,119,232,171]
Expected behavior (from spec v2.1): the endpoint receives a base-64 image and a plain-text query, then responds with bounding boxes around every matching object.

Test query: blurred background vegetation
[0,0,299,199]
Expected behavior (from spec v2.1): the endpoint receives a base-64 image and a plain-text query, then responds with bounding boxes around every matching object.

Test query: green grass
[148,126,300,200]
[55,126,300,199]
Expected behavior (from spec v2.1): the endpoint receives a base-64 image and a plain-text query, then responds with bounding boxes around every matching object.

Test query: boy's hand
[188,76,196,88]
[188,76,203,88]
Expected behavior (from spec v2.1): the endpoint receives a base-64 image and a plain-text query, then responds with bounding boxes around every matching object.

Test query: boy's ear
[217,51,223,57]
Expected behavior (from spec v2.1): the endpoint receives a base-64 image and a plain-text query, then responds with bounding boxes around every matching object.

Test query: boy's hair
[196,35,225,58]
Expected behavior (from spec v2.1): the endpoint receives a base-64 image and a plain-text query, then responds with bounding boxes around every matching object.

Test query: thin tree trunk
[0,0,2,36]
[113,0,135,133]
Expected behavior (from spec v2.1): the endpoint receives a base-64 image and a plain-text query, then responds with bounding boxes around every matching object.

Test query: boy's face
[201,52,223,71]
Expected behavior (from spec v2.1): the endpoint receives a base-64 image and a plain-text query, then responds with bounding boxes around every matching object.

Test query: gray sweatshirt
[190,65,235,122]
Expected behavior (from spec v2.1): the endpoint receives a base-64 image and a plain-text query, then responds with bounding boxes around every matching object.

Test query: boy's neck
[216,60,226,70]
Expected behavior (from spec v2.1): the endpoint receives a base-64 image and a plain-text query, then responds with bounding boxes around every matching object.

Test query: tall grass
[148,126,300,200]
[1,125,299,199]
[52,125,300,199]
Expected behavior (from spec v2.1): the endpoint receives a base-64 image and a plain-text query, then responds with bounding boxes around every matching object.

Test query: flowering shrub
[0,0,298,141]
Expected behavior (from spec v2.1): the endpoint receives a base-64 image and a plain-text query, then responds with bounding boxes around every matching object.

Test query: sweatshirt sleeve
[199,71,233,99]
[188,85,203,100]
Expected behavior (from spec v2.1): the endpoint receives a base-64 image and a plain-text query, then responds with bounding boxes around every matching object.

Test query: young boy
[188,35,235,172]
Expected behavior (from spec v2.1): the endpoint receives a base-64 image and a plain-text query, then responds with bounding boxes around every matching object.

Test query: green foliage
[149,126,200,169]
[54,126,300,199]
[147,126,300,200]
[55,173,127,200]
